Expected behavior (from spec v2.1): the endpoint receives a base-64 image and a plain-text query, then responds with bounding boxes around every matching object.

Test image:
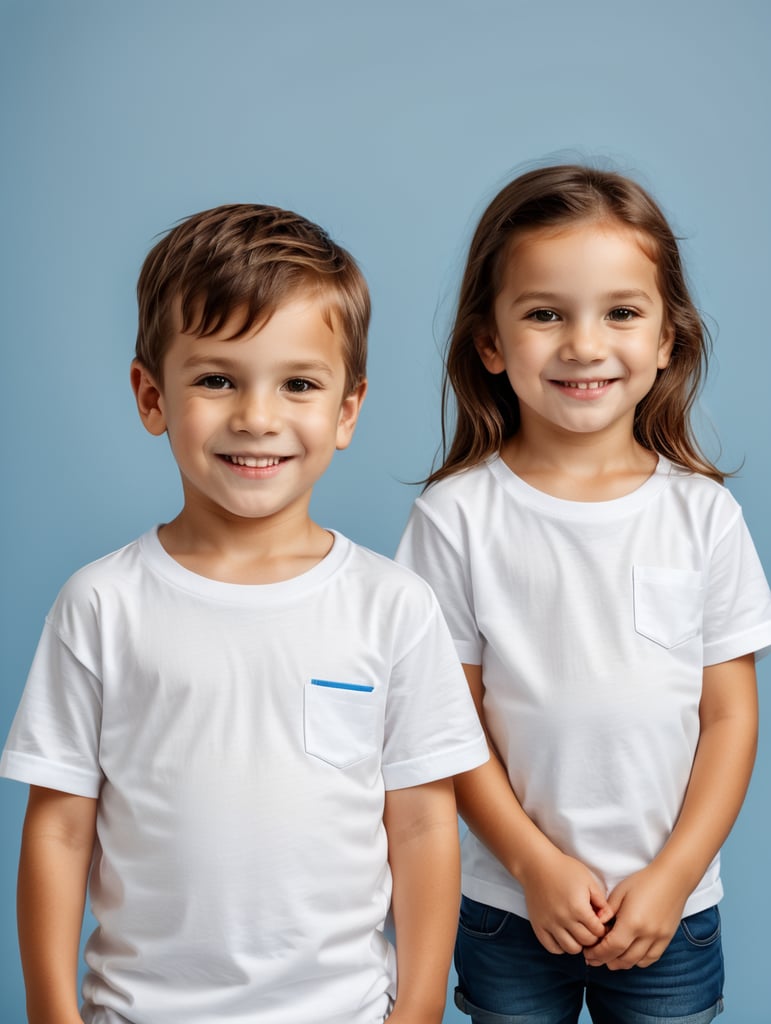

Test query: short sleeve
[396,501,483,665]
[0,618,104,797]
[381,589,487,791]
[702,508,771,666]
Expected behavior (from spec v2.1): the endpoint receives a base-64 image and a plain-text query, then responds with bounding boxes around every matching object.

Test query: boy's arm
[18,785,98,1024]
[454,665,611,954]
[383,777,460,1024]
[585,652,758,970]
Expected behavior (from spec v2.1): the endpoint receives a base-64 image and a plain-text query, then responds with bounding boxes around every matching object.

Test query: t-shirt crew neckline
[138,526,349,607]
[486,454,673,522]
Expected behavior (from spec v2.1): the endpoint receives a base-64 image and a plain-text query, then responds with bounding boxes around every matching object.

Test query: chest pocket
[304,679,380,768]
[633,566,705,649]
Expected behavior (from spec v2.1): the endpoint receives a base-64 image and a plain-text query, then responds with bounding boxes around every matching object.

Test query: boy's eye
[527,309,560,323]
[284,378,315,393]
[608,307,637,322]
[197,374,233,389]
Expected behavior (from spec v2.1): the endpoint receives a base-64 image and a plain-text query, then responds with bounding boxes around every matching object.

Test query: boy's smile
[132,294,366,540]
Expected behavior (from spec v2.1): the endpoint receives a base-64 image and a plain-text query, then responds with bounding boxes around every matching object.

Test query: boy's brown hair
[135,204,369,393]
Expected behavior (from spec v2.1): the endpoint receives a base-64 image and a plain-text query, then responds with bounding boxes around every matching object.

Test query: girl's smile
[476,219,674,454]
[551,378,615,397]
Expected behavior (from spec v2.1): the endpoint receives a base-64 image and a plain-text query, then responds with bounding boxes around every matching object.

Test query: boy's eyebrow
[180,353,336,376]
[279,359,336,377]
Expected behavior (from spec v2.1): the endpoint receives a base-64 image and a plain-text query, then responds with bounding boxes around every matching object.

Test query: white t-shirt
[1,529,487,1024]
[397,456,771,920]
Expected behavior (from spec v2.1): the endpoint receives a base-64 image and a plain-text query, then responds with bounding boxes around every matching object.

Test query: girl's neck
[500,429,659,502]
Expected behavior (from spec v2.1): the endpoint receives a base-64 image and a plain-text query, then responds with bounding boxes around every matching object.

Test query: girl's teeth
[229,456,281,467]
[564,380,607,390]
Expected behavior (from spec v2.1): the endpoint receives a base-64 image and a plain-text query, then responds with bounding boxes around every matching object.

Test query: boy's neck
[156,508,335,585]
[500,429,659,502]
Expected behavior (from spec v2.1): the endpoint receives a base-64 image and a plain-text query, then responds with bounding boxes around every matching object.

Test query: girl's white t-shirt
[397,456,771,919]
[1,529,487,1024]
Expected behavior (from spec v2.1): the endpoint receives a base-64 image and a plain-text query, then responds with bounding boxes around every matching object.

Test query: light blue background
[1,1,769,1021]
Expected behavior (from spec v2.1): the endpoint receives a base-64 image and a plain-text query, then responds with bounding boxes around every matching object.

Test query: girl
[397,165,771,1024]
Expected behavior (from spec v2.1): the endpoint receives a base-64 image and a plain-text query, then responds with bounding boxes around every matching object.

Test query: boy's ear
[131,360,167,436]
[335,379,368,451]
[473,329,506,375]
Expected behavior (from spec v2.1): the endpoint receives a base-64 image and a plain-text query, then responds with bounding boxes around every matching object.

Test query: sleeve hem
[0,750,102,798]
[383,734,488,791]
[703,625,771,666]
[455,640,482,664]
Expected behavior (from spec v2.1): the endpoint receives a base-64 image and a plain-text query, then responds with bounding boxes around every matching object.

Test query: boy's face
[132,294,366,530]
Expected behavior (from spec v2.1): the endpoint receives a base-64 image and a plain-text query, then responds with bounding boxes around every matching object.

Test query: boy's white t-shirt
[397,456,771,920]
[1,529,487,1024]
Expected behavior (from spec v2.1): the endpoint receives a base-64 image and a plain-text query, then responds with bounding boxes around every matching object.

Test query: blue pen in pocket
[310,678,374,693]
[304,678,379,767]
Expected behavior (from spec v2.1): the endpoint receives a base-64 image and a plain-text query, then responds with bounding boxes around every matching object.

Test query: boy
[1,204,487,1024]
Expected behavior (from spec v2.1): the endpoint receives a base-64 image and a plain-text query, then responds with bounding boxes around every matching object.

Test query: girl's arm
[383,777,461,1024]
[454,665,611,954]
[18,785,98,1024]
[585,652,758,970]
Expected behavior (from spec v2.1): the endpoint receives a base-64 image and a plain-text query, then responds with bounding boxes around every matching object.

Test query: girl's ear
[131,360,167,436]
[657,323,676,370]
[473,330,506,374]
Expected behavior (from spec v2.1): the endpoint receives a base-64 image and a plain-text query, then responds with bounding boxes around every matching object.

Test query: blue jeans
[454,896,724,1024]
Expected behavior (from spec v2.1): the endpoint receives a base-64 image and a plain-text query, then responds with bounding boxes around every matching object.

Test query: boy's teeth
[228,455,281,467]
[564,380,608,390]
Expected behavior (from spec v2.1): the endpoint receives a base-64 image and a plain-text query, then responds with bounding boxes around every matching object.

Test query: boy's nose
[230,391,281,434]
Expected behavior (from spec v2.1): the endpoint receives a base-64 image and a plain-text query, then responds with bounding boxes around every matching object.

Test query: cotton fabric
[2,529,487,1024]
[397,457,771,920]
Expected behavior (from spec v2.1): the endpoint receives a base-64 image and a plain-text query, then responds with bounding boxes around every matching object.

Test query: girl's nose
[561,321,607,363]
[230,390,281,434]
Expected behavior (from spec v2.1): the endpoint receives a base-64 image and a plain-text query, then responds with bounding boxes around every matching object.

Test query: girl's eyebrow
[604,289,655,303]
[511,290,561,304]
[511,288,655,305]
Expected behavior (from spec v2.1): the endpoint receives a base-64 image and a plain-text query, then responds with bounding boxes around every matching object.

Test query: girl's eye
[197,374,233,389]
[608,307,637,322]
[284,378,315,393]
[527,309,560,323]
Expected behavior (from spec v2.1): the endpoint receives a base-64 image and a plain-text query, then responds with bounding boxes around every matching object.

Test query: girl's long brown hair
[427,165,722,487]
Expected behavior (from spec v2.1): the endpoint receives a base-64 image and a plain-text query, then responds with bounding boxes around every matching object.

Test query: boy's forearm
[18,787,97,1024]
[383,779,460,1023]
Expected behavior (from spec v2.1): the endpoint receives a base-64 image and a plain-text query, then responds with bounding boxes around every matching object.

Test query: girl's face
[477,219,674,450]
